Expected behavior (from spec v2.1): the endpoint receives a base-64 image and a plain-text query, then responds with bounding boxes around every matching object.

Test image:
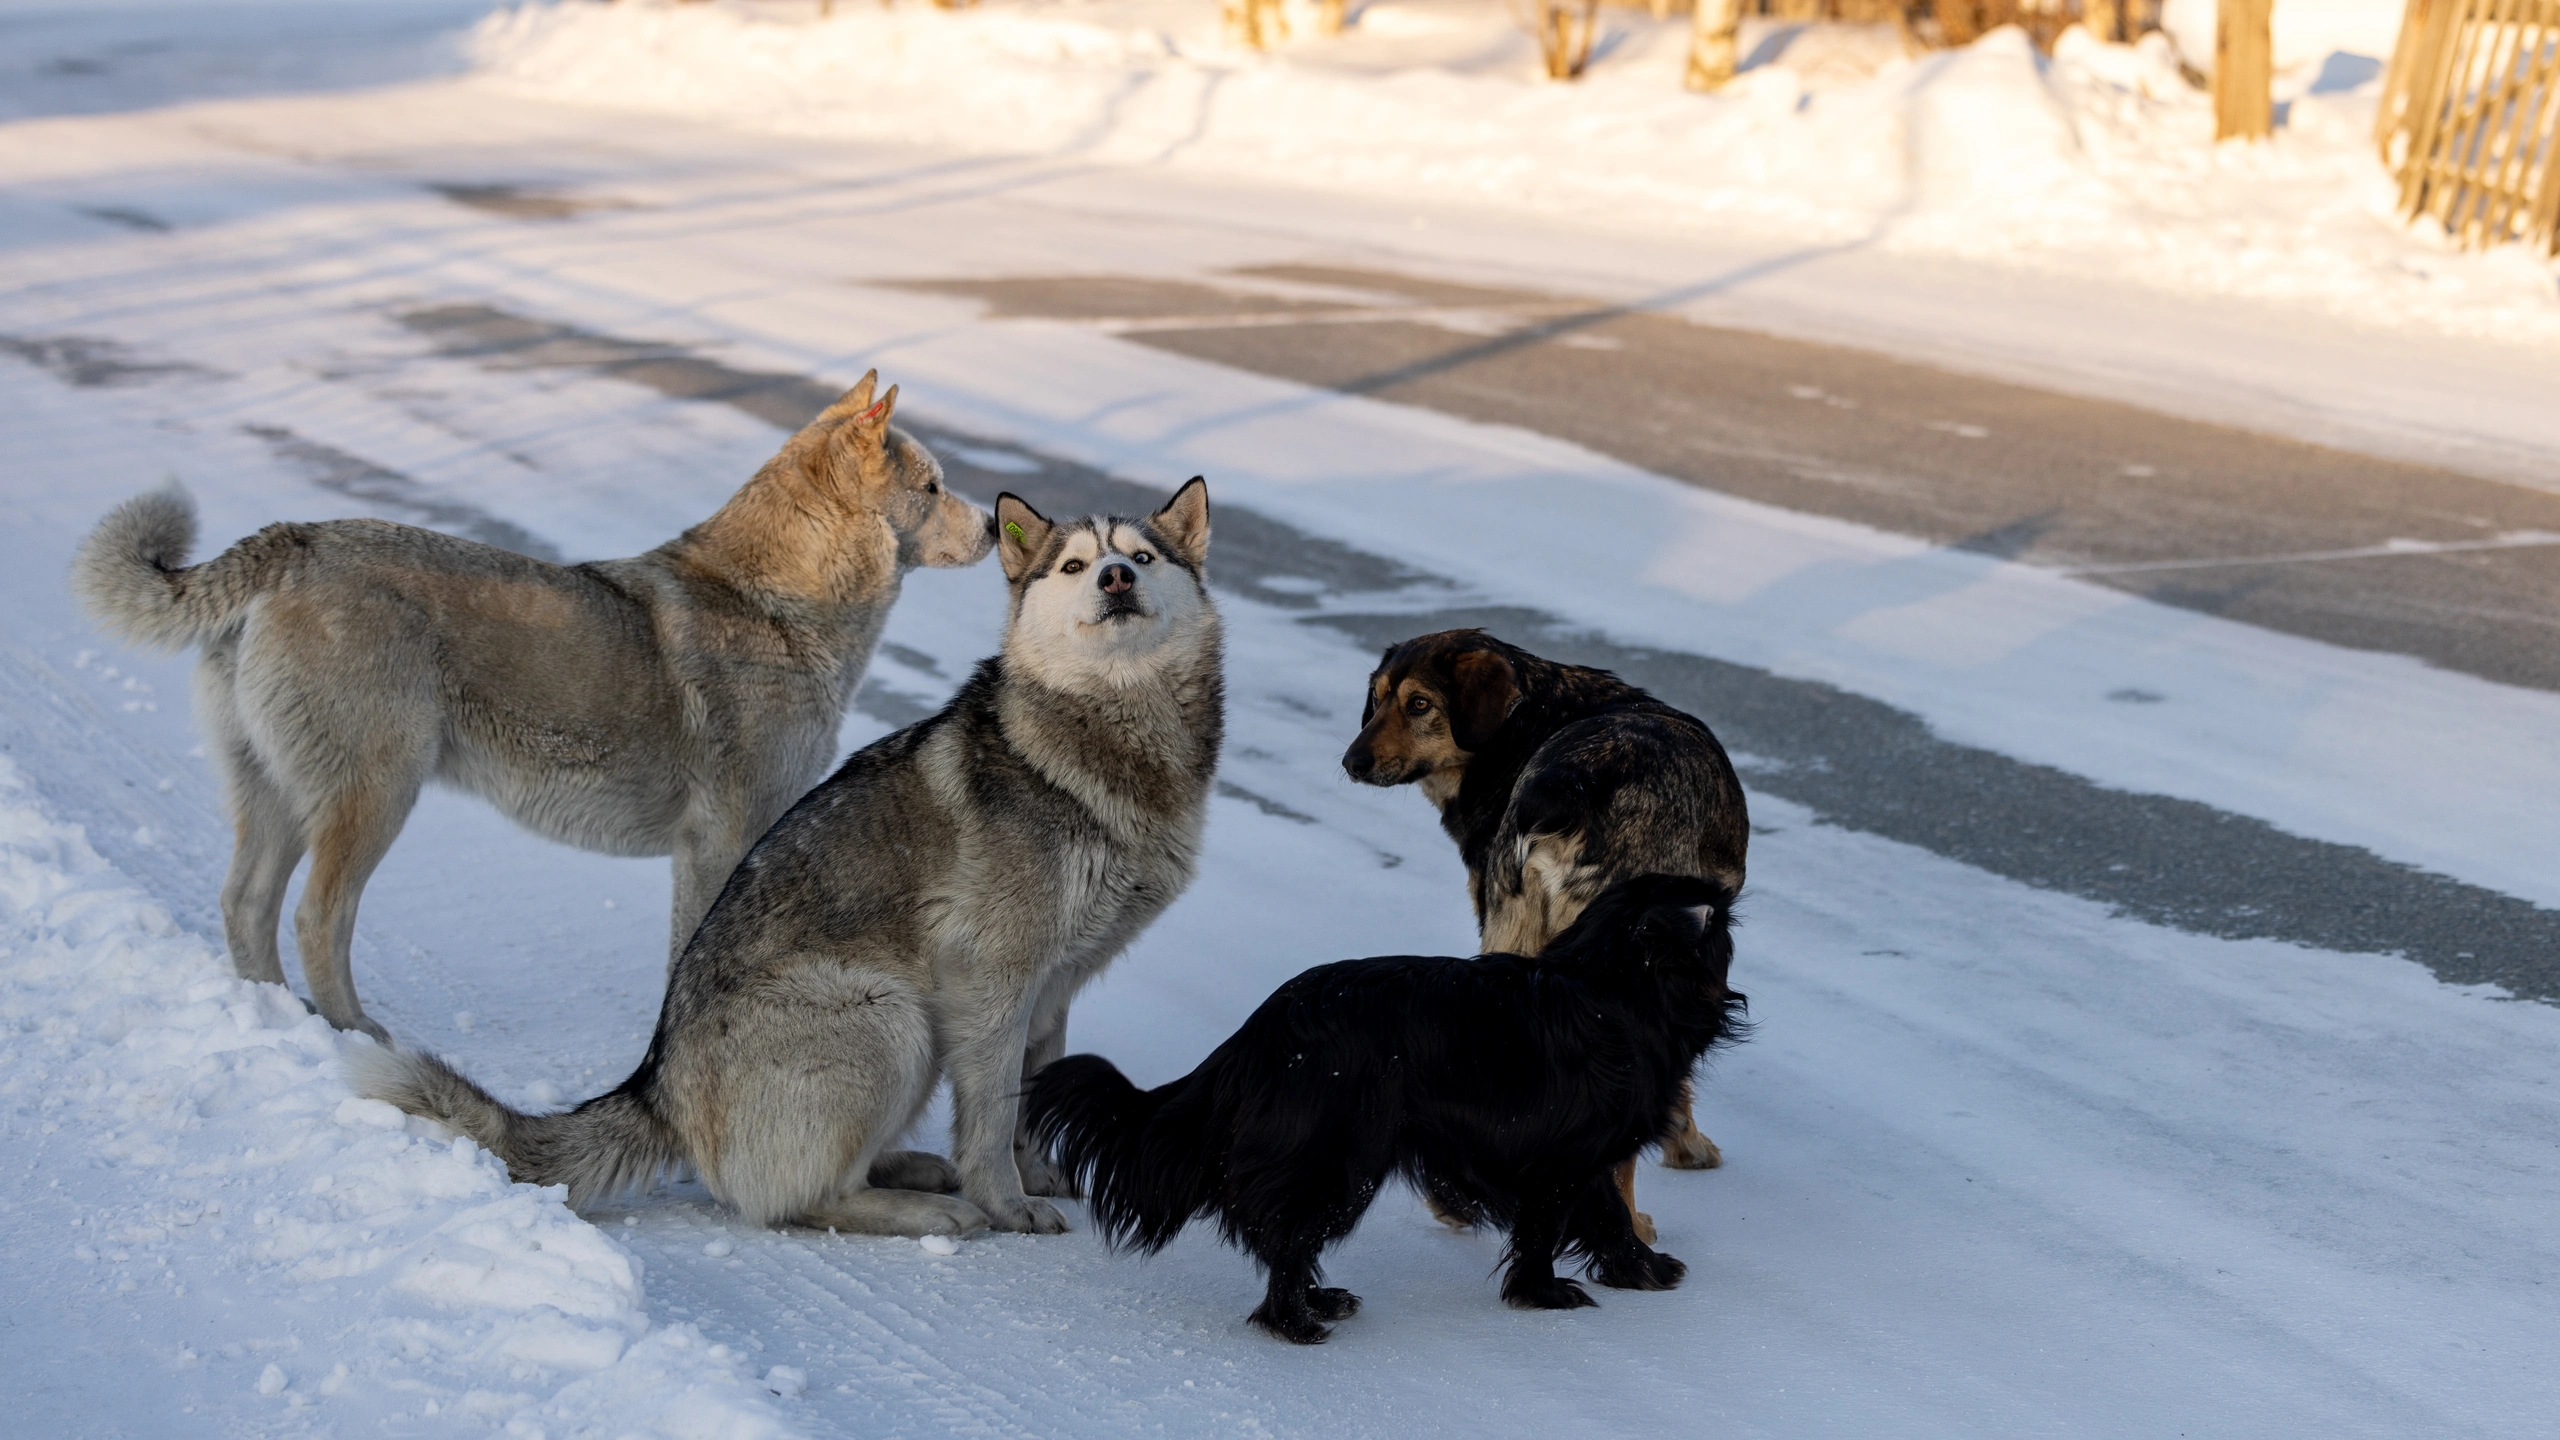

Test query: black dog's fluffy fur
[1024,874,1746,1344]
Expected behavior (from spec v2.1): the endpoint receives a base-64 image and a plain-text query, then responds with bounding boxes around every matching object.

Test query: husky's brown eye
[1061,559,1086,575]
[1131,551,1153,564]
[1405,695,1431,716]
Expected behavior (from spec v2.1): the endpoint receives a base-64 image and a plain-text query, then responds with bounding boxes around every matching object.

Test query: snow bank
[2157,0,2407,76]
[0,755,792,1438]
[465,0,2560,348]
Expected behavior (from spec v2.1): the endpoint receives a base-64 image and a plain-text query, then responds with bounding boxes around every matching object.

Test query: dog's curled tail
[71,483,282,651]
[1024,1054,1214,1255]
[347,1046,682,1208]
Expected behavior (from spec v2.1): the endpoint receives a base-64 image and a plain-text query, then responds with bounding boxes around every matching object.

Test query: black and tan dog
[1341,628,1748,1241]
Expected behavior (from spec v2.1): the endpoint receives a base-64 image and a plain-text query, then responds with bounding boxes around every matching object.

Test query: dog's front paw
[980,1194,1070,1234]
[1592,1248,1686,1291]
[1502,1275,1598,1311]
[1630,1209,1658,1246]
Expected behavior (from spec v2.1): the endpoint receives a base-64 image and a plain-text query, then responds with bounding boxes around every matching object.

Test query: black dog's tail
[1025,1055,1216,1255]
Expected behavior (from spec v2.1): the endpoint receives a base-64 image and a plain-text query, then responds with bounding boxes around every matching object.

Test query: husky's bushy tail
[347,1046,683,1208]
[1025,1055,1217,1254]
[71,483,296,650]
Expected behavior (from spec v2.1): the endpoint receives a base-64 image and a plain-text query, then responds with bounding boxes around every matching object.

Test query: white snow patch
[0,756,792,1437]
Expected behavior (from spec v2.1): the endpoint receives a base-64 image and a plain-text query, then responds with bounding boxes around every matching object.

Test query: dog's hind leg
[1499,1185,1599,1312]
[1421,1174,1482,1232]
[668,815,756,966]
[1235,1141,1379,1342]
[1612,1159,1659,1246]
[867,1151,961,1193]
[292,769,423,1042]
[698,961,986,1237]
[199,647,302,989]
[217,748,305,990]
[1572,1171,1685,1292]
[1246,1242,1336,1345]
[799,1186,990,1237]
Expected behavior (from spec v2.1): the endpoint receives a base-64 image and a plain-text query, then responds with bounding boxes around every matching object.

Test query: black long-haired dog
[1024,873,1745,1344]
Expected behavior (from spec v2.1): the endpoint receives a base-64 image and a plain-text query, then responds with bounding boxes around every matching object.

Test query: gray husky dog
[70,374,990,1041]
[355,479,1221,1237]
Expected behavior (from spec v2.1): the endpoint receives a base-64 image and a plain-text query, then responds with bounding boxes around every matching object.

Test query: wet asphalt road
[898,267,2560,694]
[363,300,2560,1001]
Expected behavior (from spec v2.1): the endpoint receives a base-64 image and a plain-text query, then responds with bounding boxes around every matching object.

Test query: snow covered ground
[5,4,2559,1436]
[469,0,2560,350]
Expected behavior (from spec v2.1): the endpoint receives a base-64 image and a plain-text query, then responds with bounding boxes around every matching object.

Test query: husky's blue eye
[1132,551,1153,564]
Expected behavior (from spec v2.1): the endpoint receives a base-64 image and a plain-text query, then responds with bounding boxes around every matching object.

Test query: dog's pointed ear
[995,493,1055,582]
[848,382,896,441]
[819,369,880,423]
[1151,477,1210,569]
[776,370,879,477]
[1446,647,1519,750]
[810,375,896,492]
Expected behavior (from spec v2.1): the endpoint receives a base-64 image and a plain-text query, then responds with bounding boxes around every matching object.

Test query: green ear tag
[1004,520,1025,543]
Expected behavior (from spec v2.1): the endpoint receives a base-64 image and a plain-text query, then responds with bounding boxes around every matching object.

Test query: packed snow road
[4,22,2559,1440]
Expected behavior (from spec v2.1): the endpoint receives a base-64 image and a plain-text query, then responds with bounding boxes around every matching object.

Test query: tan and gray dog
[354,479,1221,1238]
[71,373,990,1040]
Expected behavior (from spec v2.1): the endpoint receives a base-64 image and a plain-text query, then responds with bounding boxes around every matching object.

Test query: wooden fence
[2376,0,2560,254]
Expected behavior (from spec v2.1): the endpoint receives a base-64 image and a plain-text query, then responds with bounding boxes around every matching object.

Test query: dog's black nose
[1342,746,1372,781]
[1099,562,1135,595]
